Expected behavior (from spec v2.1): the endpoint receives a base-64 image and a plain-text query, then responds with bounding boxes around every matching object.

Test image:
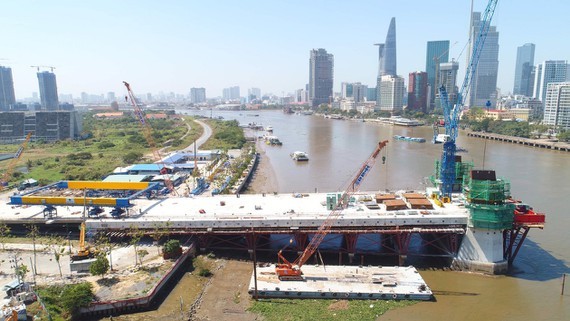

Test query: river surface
[178,109,569,320]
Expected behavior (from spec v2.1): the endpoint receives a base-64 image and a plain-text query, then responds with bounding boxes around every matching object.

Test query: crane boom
[123,81,176,194]
[1,132,32,189]
[438,0,498,199]
[276,140,388,280]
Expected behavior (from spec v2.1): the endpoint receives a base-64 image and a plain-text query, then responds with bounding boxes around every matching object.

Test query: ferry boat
[393,135,426,143]
[291,151,309,162]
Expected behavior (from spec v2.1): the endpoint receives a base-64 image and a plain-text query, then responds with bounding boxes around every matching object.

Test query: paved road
[182,119,212,152]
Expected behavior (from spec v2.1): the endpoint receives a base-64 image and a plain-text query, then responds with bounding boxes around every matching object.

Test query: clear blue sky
[1,0,568,99]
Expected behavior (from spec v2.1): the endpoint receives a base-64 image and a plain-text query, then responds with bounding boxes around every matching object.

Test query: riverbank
[245,140,279,194]
[467,131,570,152]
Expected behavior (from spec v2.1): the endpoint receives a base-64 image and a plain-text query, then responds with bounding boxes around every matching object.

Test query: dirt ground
[193,260,259,321]
[246,141,278,194]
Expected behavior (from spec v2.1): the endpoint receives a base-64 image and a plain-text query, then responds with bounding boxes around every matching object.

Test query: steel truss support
[394,232,412,266]
[503,227,530,266]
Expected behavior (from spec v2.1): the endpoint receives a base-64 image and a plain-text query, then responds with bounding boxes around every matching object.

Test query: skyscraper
[438,61,460,107]
[407,72,428,113]
[190,87,206,104]
[248,88,261,101]
[0,66,16,111]
[378,75,404,112]
[425,41,450,108]
[466,12,499,108]
[375,17,397,107]
[37,71,59,110]
[513,43,535,96]
[533,60,568,104]
[309,48,334,107]
[543,82,570,129]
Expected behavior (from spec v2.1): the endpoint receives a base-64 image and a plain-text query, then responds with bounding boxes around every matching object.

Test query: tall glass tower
[0,66,16,111]
[309,48,334,107]
[425,40,450,108]
[466,12,499,108]
[376,17,397,107]
[513,43,535,96]
[37,71,59,110]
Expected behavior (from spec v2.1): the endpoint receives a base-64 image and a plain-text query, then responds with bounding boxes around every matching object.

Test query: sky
[1,0,569,100]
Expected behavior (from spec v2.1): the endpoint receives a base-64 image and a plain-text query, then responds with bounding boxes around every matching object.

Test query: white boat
[266,126,273,132]
[291,151,309,162]
[433,134,451,144]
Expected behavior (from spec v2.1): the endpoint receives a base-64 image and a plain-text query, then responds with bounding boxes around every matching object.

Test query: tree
[123,151,143,164]
[129,224,144,266]
[0,223,11,250]
[137,249,149,265]
[163,239,182,260]
[25,224,40,275]
[90,254,110,277]
[16,264,29,283]
[95,234,114,271]
[46,236,66,277]
[60,282,95,318]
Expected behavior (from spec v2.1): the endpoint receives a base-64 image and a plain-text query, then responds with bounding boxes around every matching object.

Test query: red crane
[123,81,176,194]
[276,140,389,280]
[1,132,33,190]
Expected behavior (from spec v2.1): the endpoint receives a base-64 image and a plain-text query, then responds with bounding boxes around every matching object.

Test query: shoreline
[245,140,279,194]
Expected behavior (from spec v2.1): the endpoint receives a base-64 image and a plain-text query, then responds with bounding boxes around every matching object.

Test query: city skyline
[1,1,569,99]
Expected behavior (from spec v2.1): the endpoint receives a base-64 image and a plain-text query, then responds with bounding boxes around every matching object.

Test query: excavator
[276,140,389,280]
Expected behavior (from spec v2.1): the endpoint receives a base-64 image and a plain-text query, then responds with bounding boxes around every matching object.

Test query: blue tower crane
[437,0,499,200]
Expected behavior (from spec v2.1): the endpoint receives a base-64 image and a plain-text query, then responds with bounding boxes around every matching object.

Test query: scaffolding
[463,174,514,229]
[430,160,473,192]
[467,203,515,229]
[464,178,511,204]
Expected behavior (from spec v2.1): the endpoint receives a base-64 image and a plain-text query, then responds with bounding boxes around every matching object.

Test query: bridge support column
[394,232,412,266]
[294,233,308,256]
[197,234,211,252]
[344,233,359,264]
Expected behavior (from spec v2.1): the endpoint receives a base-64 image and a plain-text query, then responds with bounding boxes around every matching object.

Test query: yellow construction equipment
[70,222,95,261]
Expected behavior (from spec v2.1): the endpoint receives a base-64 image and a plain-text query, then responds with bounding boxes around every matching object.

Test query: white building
[378,75,405,112]
[533,60,568,104]
[543,82,570,129]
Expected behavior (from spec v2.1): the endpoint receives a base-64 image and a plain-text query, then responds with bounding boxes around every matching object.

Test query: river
[178,109,569,320]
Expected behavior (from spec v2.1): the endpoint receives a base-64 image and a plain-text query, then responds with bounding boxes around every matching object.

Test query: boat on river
[393,135,426,143]
[291,151,309,162]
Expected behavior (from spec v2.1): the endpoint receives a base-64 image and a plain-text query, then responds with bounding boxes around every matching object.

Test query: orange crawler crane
[123,81,176,194]
[276,140,389,281]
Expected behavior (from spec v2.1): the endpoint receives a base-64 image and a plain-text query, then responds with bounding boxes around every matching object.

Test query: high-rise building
[543,82,570,129]
[425,40,450,108]
[107,92,116,102]
[222,86,240,101]
[378,75,405,112]
[352,83,368,103]
[407,72,428,113]
[309,48,334,107]
[0,66,16,111]
[466,12,499,108]
[248,88,261,101]
[190,87,206,104]
[37,71,59,110]
[513,43,535,96]
[533,60,568,104]
[375,18,397,107]
[438,61,460,107]
[341,82,353,98]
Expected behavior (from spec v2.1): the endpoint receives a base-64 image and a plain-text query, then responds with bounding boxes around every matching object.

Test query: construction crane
[30,65,56,72]
[0,132,32,190]
[437,0,499,200]
[123,81,176,194]
[70,222,95,261]
[276,140,389,281]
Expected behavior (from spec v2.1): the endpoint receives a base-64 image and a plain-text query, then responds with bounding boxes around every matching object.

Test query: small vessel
[433,134,451,144]
[266,126,273,132]
[264,136,282,146]
[393,135,426,143]
[291,151,309,162]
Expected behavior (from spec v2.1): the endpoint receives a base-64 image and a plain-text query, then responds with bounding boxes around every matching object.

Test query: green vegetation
[162,239,182,259]
[200,119,246,150]
[0,112,202,185]
[249,299,416,321]
[192,255,214,278]
[36,282,95,320]
[90,254,110,277]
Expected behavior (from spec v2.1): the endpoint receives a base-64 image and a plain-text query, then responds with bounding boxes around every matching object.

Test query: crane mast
[123,81,175,194]
[438,0,498,199]
[276,140,388,281]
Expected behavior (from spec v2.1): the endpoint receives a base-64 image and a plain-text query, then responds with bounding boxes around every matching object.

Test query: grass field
[0,111,203,185]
